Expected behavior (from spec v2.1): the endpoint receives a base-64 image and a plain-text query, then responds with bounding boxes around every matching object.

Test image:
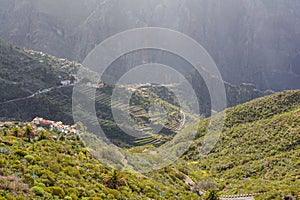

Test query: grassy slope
[0,126,197,200]
[166,90,300,199]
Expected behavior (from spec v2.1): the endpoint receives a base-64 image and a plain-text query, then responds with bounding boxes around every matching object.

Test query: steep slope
[0,40,77,102]
[158,90,300,199]
[0,123,197,199]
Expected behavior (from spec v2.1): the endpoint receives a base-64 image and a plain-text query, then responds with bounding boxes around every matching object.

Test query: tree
[3,129,8,136]
[24,125,34,142]
[103,170,126,189]
[203,189,220,200]
[12,127,21,137]
[70,75,76,84]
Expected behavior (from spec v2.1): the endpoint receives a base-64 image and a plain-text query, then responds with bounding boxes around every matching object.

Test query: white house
[61,80,71,86]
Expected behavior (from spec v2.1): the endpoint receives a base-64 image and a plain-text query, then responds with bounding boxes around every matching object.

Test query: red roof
[40,120,51,125]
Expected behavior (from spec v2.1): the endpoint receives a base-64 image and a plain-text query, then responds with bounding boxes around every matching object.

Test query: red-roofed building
[40,119,52,128]
[61,80,71,86]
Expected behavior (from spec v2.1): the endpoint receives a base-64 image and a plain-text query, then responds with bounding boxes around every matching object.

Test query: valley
[0,40,271,148]
[0,90,299,199]
[0,1,299,198]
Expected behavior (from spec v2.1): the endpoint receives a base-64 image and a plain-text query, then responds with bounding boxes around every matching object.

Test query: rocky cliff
[0,0,299,91]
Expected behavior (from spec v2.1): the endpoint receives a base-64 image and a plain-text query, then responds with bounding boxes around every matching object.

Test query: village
[31,117,79,135]
[0,117,79,138]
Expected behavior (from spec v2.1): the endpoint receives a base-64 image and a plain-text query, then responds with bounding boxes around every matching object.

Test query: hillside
[0,40,271,148]
[155,90,300,199]
[0,122,197,199]
[0,91,299,199]
[0,40,184,147]
[0,40,77,102]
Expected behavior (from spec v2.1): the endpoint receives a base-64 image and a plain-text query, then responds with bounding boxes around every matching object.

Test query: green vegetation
[0,39,299,199]
[1,90,299,199]
[0,40,76,102]
[0,40,186,147]
[0,40,271,147]
[160,90,299,200]
[0,123,197,199]
[203,189,219,200]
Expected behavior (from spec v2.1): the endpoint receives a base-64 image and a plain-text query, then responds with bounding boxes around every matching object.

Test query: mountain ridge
[0,0,300,90]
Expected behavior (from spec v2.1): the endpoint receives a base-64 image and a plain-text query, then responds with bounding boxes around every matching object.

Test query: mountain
[0,0,300,91]
[0,91,299,199]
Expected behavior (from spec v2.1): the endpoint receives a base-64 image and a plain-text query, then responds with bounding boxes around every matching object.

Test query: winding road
[0,84,74,105]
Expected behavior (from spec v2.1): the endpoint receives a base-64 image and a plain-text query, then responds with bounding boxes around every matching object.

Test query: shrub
[40,170,56,186]
[32,156,41,162]
[14,150,27,157]
[98,193,106,198]
[59,180,76,188]
[65,188,79,200]
[12,163,24,172]
[107,194,115,199]
[24,155,36,164]
[0,147,9,155]
[64,166,81,178]
[34,181,46,188]
[69,193,78,200]
[38,131,50,141]
[23,174,34,186]
[49,163,61,174]
[0,158,8,168]
[31,186,45,196]
[24,125,34,142]
[46,186,65,198]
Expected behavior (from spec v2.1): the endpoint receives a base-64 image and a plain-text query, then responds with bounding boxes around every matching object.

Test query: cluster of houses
[86,82,105,89]
[24,49,80,87]
[32,117,79,135]
[118,84,151,94]
[61,80,106,88]
[0,121,13,129]
[24,49,77,69]
[60,80,72,86]
[25,49,46,57]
